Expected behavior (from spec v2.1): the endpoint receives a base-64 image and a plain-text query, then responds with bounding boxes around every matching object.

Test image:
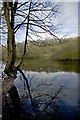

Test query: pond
[0,61,80,120]
[14,70,79,120]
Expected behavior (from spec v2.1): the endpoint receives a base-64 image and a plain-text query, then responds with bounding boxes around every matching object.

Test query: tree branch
[16,67,36,114]
[36,86,62,117]
[16,1,32,68]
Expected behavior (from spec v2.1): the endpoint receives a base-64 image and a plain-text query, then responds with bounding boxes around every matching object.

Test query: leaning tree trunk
[8,85,21,120]
[3,2,16,76]
[2,85,21,120]
[2,2,21,120]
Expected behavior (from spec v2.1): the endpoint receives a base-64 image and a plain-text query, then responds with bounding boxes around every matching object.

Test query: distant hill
[0,37,79,61]
[50,37,78,60]
[23,37,79,60]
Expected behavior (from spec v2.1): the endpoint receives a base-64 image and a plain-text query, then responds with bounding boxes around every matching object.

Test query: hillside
[0,37,79,61]
[17,37,79,72]
[0,37,79,72]
[50,37,78,60]
[20,37,78,60]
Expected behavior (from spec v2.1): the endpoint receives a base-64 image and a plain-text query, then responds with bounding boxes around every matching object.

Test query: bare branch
[16,1,32,68]
[16,67,36,114]
[36,86,62,117]
[16,2,29,10]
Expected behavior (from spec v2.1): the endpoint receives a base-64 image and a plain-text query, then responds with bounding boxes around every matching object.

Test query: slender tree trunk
[2,2,21,120]
[5,29,16,75]
[3,2,16,76]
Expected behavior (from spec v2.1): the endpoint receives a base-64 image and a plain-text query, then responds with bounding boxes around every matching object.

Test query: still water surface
[14,70,79,119]
[0,61,80,119]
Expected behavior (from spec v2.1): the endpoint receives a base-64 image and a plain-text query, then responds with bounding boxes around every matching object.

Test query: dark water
[0,61,80,120]
[14,71,80,120]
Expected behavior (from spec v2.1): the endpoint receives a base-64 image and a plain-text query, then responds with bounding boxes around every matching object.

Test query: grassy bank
[19,58,79,72]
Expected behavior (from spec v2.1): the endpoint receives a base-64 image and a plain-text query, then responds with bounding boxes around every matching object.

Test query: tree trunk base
[2,85,21,120]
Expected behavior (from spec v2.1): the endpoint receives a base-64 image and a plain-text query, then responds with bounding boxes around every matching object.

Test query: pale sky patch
[15,1,78,42]
[60,2,78,37]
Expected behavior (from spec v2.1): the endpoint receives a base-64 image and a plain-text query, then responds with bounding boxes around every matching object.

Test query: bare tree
[2,0,61,77]
[1,0,62,119]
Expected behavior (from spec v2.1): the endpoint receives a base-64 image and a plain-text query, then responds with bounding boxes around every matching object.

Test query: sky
[16,0,79,2]
[1,1,78,43]
[57,2,78,38]
[15,1,79,43]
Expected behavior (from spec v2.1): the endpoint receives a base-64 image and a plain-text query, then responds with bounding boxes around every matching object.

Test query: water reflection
[14,71,79,118]
[0,61,79,119]
[21,60,80,73]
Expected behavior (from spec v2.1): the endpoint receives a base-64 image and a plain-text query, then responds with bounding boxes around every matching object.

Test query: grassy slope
[50,38,78,60]
[1,37,79,61]
[19,37,79,72]
[0,37,79,72]
[24,37,78,60]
